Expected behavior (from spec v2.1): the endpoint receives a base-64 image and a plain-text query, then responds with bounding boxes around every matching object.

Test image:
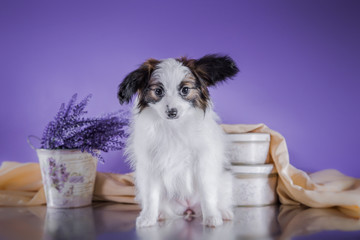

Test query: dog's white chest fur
[131,107,213,200]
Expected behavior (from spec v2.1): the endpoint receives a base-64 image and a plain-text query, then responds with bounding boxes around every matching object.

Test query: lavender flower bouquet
[34,93,129,208]
[40,93,129,163]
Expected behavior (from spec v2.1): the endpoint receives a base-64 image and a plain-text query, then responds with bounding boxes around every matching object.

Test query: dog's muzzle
[166,108,178,119]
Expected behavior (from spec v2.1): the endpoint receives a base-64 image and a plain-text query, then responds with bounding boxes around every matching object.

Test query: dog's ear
[118,59,160,104]
[193,54,239,86]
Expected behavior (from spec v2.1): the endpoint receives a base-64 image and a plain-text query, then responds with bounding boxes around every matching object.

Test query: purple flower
[49,158,56,167]
[60,164,70,182]
[40,94,129,163]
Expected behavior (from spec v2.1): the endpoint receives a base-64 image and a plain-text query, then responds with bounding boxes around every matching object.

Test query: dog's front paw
[221,208,234,221]
[204,216,223,228]
[136,215,157,228]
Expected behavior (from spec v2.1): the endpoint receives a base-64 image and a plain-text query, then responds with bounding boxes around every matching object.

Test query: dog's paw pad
[221,209,234,221]
[136,216,157,228]
[204,216,223,228]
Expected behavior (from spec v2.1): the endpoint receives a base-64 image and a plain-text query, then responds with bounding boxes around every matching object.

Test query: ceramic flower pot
[36,149,98,208]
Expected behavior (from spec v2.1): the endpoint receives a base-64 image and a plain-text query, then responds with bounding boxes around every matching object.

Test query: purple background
[1,0,359,176]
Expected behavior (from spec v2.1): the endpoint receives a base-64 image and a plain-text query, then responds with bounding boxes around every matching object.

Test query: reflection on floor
[0,203,359,240]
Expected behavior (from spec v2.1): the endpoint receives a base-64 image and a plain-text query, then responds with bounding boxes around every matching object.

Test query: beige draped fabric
[0,124,359,217]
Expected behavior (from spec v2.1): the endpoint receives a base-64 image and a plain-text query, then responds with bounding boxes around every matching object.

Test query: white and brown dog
[118,54,239,228]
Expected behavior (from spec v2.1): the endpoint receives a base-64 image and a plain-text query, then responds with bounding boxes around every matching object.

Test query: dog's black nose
[167,108,178,119]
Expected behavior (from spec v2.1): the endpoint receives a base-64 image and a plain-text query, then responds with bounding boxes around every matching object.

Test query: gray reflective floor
[0,203,359,240]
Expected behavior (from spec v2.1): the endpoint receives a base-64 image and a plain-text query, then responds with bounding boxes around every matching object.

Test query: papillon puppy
[117,54,239,228]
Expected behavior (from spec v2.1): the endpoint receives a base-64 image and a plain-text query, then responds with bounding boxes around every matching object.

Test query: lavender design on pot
[48,158,71,193]
[69,175,84,183]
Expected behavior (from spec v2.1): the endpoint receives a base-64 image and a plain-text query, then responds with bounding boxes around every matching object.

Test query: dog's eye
[154,88,164,97]
[180,87,189,96]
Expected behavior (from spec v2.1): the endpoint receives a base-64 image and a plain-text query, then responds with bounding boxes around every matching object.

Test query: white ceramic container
[37,149,98,208]
[227,133,270,164]
[233,205,280,239]
[230,164,278,206]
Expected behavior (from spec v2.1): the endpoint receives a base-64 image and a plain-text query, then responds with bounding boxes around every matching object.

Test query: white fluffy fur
[126,59,233,228]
